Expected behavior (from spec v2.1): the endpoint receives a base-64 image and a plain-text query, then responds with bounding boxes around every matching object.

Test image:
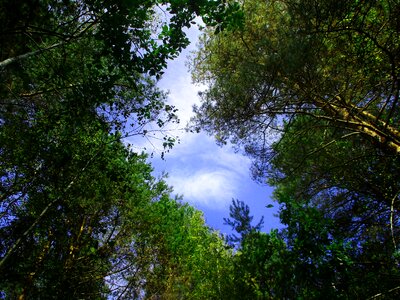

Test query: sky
[128,22,282,235]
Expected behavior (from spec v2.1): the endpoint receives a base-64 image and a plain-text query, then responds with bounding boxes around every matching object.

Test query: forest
[0,0,399,299]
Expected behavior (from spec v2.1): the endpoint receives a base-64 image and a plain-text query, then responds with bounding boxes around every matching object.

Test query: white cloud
[162,132,252,177]
[198,145,251,176]
[158,57,203,126]
[167,168,239,210]
[161,135,252,210]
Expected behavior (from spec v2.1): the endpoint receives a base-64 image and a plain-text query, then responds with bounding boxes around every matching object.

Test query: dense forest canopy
[191,0,400,298]
[0,0,240,298]
[2,0,400,299]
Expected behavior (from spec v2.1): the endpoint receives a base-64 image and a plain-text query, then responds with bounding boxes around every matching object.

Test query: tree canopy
[191,0,400,298]
[0,0,241,298]
[3,0,400,298]
[191,0,400,153]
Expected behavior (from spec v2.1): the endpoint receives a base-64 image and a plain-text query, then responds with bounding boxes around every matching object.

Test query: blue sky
[129,23,282,235]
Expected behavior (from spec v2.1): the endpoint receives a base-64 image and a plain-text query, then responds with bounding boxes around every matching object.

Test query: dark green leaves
[0,0,243,298]
[191,1,400,298]
[224,199,264,246]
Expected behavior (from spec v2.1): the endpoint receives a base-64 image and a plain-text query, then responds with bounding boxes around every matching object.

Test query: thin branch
[367,285,400,300]
[0,42,64,70]
[390,191,399,254]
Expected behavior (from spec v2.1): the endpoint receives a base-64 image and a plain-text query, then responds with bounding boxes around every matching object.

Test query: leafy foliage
[191,0,400,154]
[191,0,400,298]
[224,198,264,246]
[0,0,240,298]
[225,197,400,299]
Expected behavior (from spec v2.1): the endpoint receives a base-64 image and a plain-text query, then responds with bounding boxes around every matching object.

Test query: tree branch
[0,42,64,70]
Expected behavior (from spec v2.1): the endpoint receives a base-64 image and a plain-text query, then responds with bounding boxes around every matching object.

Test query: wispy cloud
[167,168,239,210]
[156,132,252,210]
[197,145,251,177]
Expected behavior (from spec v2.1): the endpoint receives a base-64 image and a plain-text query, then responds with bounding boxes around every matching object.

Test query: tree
[0,0,243,142]
[223,126,400,298]
[0,123,167,297]
[268,115,400,245]
[131,197,234,300]
[268,116,400,298]
[191,0,400,155]
[188,0,399,298]
[224,196,400,299]
[278,191,400,299]
[223,198,264,246]
[190,1,400,296]
[223,199,288,300]
[0,0,242,298]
